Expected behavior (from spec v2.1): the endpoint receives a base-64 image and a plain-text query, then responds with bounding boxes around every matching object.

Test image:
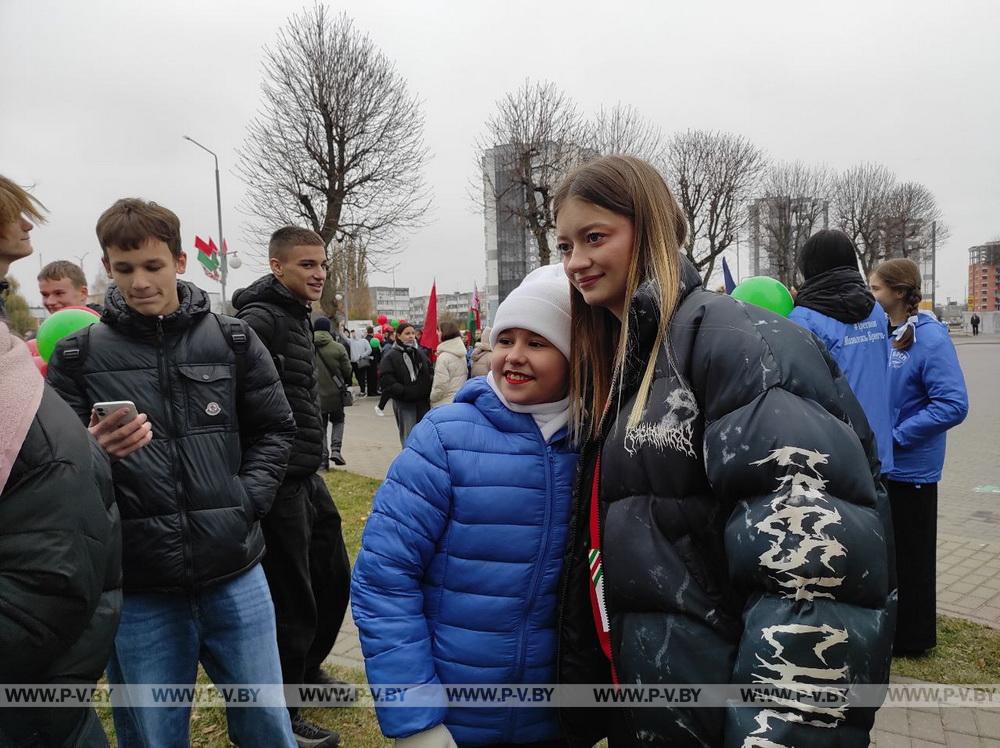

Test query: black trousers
[887,479,938,653]
[261,474,352,714]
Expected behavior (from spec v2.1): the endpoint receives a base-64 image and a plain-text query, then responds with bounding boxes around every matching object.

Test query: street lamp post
[183,135,229,306]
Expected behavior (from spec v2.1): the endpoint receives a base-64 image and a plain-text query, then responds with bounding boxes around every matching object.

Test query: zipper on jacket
[506,425,556,743]
[158,318,194,587]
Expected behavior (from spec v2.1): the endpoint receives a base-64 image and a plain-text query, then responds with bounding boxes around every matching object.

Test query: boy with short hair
[233,227,352,748]
[47,198,298,747]
[37,259,94,313]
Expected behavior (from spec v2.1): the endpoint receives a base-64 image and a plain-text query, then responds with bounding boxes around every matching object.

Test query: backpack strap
[214,315,250,396]
[57,325,93,396]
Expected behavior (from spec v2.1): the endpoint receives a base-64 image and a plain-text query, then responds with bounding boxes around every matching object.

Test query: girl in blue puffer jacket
[871,258,968,655]
[352,265,577,748]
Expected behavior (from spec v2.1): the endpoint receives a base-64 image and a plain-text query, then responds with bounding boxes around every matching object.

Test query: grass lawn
[97,470,1000,746]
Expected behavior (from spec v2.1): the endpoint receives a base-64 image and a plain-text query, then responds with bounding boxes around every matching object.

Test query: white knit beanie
[490,264,572,359]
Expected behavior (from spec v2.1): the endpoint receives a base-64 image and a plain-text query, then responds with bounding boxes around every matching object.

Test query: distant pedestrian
[470,326,493,377]
[376,322,431,446]
[872,258,969,655]
[429,320,468,408]
[971,313,981,336]
[789,229,895,475]
[314,317,352,468]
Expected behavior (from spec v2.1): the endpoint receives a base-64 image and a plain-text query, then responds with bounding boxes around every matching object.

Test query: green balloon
[731,276,794,317]
[37,308,100,362]
[369,337,381,350]
[389,319,400,329]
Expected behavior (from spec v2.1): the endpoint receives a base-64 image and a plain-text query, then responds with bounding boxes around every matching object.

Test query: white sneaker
[374,406,385,417]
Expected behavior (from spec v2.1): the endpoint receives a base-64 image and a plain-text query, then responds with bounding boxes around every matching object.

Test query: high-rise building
[368,286,410,321]
[748,196,829,286]
[968,242,1000,312]
[481,143,595,324]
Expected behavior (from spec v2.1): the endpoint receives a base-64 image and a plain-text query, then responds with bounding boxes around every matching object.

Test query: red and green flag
[194,235,220,279]
[467,283,481,343]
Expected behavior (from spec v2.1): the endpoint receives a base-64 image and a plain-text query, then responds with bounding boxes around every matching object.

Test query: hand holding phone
[89,401,153,460]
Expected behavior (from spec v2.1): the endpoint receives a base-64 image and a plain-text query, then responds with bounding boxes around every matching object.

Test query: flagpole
[183,135,228,308]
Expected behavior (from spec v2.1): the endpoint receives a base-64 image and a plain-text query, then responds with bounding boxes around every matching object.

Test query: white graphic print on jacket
[623,386,699,458]
[743,447,850,747]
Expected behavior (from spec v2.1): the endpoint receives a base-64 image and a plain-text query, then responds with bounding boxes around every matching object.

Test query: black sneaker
[331,453,346,466]
[291,715,339,747]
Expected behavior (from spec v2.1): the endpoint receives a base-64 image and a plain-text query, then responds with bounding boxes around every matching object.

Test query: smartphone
[93,400,139,423]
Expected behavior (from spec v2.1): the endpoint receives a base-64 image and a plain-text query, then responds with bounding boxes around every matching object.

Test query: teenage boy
[233,227,351,748]
[47,198,298,748]
[38,259,95,313]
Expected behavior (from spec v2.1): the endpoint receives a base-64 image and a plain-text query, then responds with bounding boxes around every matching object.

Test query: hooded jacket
[233,275,323,479]
[790,269,894,473]
[352,377,578,745]
[314,329,353,413]
[557,259,894,747]
[429,335,469,407]
[887,312,968,483]
[47,281,295,592]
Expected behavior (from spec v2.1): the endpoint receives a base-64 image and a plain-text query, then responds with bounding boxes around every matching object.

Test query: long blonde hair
[553,156,687,441]
[0,175,46,226]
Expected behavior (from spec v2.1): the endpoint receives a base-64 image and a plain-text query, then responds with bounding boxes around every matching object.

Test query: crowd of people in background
[0,155,972,748]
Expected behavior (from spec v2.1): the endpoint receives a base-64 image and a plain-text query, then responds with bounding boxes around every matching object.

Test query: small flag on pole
[195,235,220,275]
[420,281,439,355]
[722,256,736,294]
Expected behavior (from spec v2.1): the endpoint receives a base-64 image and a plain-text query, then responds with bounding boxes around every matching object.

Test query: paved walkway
[326,336,1000,746]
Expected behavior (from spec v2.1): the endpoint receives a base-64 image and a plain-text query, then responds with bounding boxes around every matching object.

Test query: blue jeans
[107,565,295,747]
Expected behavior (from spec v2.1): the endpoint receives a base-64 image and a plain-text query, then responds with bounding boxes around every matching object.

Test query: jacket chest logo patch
[889,349,909,369]
[623,386,698,458]
[205,402,222,417]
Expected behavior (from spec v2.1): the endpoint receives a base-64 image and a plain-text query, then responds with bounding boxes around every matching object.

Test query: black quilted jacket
[47,281,295,592]
[233,275,324,479]
[557,260,895,747]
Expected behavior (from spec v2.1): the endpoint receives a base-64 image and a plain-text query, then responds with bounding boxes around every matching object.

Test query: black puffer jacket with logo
[233,275,323,479]
[557,260,895,747]
[47,281,295,592]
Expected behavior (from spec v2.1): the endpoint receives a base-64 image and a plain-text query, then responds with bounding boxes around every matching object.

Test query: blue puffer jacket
[789,302,895,473]
[351,376,578,745]
[887,312,968,483]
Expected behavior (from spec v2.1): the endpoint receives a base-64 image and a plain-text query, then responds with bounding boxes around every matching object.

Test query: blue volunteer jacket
[886,312,968,484]
[351,377,578,745]
[789,302,895,473]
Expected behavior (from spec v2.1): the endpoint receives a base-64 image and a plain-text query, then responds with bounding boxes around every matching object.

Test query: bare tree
[664,130,767,284]
[880,181,947,260]
[476,79,590,267]
[585,103,665,164]
[752,162,832,286]
[831,163,896,276]
[237,4,430,319]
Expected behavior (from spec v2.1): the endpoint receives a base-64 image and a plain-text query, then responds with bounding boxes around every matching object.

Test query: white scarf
[893,314,920,344]
[400,341,418,382]
[487,372,570,442]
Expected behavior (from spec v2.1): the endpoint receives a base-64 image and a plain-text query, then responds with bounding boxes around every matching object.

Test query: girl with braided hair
[871,257,969,654]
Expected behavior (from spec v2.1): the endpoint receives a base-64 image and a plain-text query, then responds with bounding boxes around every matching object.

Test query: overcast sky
[2,0,998,308]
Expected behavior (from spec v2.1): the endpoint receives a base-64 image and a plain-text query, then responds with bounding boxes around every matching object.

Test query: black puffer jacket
[377,344,432,404]
[233,275,323,479]
[0,386,121,685]
[47,281,295,592]
[558,260,894,747]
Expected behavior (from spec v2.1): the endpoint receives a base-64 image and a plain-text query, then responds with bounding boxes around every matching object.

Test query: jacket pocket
[177,364,235,431]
